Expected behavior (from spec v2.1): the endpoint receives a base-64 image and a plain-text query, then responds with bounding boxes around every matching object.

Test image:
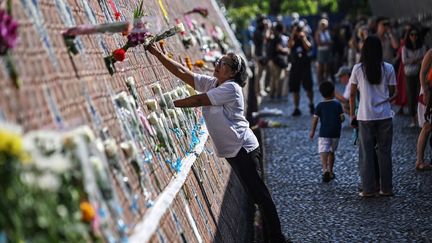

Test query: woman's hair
[227,52,248,87]
[360,35,382,85]
[404,26,423,50]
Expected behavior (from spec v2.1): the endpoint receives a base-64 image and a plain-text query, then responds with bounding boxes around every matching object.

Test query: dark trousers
[227,147,285,243]
[406,74,420,117]
[358,118,393,193]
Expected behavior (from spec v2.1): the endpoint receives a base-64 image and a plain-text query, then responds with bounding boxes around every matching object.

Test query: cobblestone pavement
[261,88,432,242]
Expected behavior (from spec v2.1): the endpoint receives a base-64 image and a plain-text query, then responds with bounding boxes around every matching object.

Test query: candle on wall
[144,99,159,111]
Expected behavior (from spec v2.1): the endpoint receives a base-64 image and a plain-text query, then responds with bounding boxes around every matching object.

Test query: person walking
[402,26,427,127]
[310,82,344,182]
[416,49,432,171]
[147,44,287,242]
[349,36,397,197]
[315,18,332,84]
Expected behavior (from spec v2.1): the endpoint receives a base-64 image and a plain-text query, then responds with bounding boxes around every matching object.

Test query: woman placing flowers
[147,44,286,243]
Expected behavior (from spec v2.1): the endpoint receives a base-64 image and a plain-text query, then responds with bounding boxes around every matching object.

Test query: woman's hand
[146,43,159,56]
[350,116,358,128]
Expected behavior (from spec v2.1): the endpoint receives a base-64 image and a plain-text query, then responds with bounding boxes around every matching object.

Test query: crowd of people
[249,13,432,196]
[148,12,431,242]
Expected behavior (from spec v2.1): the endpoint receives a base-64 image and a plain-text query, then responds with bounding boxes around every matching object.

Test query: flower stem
[5,52,20,89]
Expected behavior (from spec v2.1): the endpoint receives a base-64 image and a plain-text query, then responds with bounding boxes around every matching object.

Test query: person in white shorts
[310,81,344,182]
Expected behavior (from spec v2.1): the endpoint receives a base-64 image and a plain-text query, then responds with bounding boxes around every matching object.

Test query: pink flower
[0,10,19,55]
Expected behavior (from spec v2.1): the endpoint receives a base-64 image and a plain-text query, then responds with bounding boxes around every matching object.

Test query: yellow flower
[80,201,96,222]
[0,129,25,160]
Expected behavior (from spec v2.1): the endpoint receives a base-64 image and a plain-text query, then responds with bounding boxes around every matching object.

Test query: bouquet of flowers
[0,9,20,88]
[104,0,185,75]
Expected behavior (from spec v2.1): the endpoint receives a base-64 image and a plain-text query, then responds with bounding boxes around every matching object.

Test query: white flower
[23,130,72,173]
[103,139,118,159]
[37,172,61,191]
[90,156,104,174]
[77,126,95,142]
[175,22,185,33]
[21,172,37,185]
[0,121,22,134]
[126,77,135,86]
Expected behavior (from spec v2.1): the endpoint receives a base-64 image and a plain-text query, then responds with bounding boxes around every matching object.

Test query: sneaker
[292,108,301,116]
[322,171,331,182]
[309,103,315,114]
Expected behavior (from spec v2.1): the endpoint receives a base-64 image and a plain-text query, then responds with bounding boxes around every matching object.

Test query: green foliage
[133,0,145,19]
[227,4,267,31]
[225,0,340,30]
[280,0,338,16]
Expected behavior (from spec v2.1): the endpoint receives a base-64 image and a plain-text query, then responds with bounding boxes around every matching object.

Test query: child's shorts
[318,137,339,153]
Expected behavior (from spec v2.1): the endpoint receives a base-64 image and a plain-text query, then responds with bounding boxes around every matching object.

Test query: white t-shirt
[342,80,351,100]
[349,62,396,121]
[194,74,259,158]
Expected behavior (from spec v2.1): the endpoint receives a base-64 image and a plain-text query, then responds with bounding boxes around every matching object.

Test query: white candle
[147,112,159,125]
[150,83,163,96]
[144,99,159,111]
[185,85,196,96]
[163,92,175,109]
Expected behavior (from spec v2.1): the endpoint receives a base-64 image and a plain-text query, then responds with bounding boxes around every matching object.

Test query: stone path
[261,87,432,242]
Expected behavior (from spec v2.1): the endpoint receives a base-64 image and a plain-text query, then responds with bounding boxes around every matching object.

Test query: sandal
[359,192,376,198]
[379,191,394,197]
[415,163,432,171]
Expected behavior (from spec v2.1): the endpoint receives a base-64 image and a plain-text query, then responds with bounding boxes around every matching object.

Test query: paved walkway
[261,87,432,241]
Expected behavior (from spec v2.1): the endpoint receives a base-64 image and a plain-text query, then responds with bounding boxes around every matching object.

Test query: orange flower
[184,57,193,70]
[80,201,96,222]
[194,60,205,68]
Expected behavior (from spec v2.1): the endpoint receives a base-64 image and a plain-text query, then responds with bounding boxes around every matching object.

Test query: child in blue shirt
[310,81,344,182]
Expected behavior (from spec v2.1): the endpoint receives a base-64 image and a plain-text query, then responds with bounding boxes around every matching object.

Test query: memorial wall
[0,0,253,242]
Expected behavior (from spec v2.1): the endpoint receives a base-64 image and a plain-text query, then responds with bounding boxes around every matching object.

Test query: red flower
[114,11,121,20]
[113,48,126,61]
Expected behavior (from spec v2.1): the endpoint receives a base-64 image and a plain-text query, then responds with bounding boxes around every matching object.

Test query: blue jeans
[358,118,393,193]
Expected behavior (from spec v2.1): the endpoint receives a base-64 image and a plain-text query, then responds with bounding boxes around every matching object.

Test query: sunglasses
[410,32,418,36]
[215,58,235,69]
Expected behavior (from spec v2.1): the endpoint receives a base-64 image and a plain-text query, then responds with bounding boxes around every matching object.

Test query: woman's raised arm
[147,44,195,88]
